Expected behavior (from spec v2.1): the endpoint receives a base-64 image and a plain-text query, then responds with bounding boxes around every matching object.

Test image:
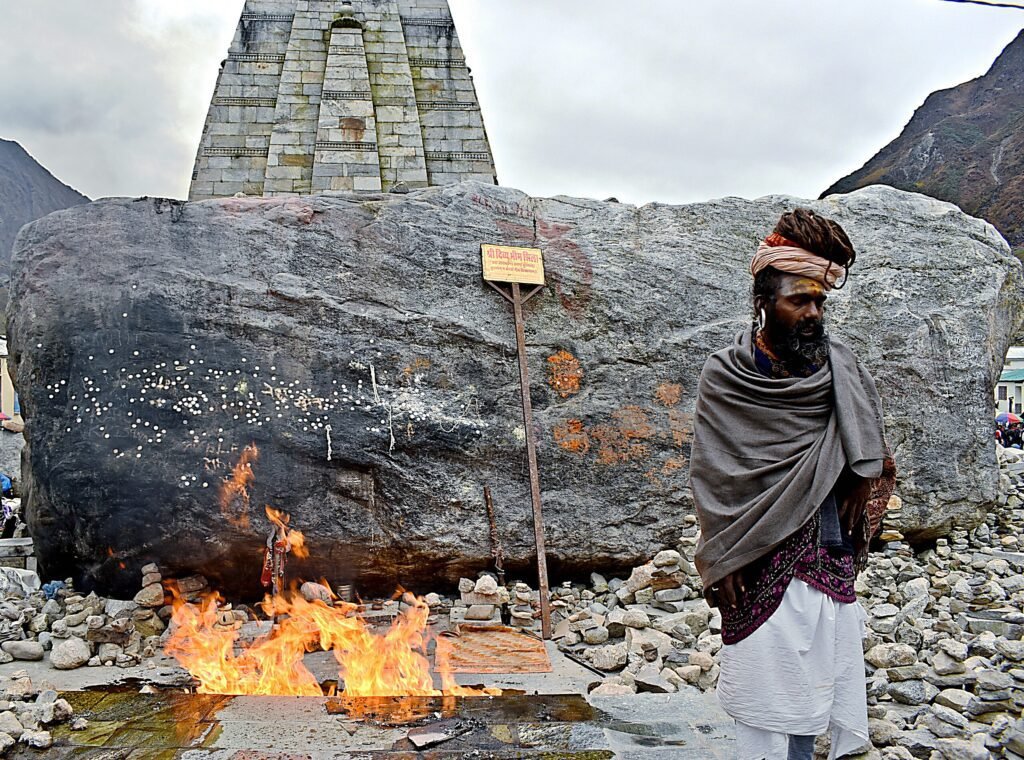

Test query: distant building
[189,0,498,200]
[997,347,1024,415]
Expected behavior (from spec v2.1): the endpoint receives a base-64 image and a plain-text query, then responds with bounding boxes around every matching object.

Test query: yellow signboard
[481,244,545,285]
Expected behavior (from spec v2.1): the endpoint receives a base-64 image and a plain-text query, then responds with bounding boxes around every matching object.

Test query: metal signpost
[481,244,552,639]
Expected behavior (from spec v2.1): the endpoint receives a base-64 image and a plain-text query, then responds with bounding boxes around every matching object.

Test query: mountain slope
[0,139,89,282]
[823,30,1024,252]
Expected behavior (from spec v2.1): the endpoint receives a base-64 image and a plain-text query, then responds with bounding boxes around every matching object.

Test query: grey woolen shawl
[691,328,887,591]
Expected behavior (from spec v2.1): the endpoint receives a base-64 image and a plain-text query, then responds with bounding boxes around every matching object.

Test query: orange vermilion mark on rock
[591,406,653,465]
[547,350,583,398]
[667,409,693,449]
[654,382,683,407]
[401,357,432,379]
[553,419,590,454]
[661,455,688,474]
[644,455,689,484]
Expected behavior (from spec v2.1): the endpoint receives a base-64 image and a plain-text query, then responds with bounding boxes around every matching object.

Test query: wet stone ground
[9,690,733,759]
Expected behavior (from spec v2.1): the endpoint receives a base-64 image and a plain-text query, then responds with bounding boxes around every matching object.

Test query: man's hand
[839,475,872,536]
[713,570,745,609]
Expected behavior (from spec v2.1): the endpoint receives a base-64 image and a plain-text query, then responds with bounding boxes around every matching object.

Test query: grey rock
[902,577,930,599]
[103,599,137,619]
[653,587,686,603]
[932,650,966,676]
[49,637,90,670]
[976,669,1014,691]
[582,625,609,645]
[886,663,929,682]
[9,185,1022,593]
[27,614,47,634]
[20,729,51,749]
[997,639,1024,661]
[894,729,941,756]
[898,594,929,623]
[966,695,1013,717]
[0,712,22,739]
[604,609,626,638]
[869,717,900,747]
[133,584,164,608]
[625,626,673,659]
[888,679,939,705]
[620,610,650,629]
[931,703,969,729]
[873,603,900,618]
[586,642,628,672]
[299,582,332,604]
[634,663,674,693]
[473,575,498,595]
[937,638,969,662]
[62,609,88,627]
[463,604,496,621]
[933,737,991,760]
[866,643,918,669]
[652,550,681,567]
[917,712,964,739]
[0,641,42,661]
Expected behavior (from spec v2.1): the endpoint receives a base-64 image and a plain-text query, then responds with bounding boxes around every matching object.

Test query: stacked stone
[450,575,505,625]
[0,672,79,751]
[422,591,450,616]
[509,582,539,631]
[535,539,716,697]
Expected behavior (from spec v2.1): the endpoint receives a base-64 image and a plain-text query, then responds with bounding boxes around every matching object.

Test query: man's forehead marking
[779,276,826,297]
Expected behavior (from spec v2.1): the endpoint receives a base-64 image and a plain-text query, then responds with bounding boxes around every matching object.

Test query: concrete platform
[0,641,737,756]
[8,689,734,758]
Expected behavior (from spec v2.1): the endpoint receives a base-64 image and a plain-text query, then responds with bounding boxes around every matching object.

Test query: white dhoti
[716,578,869,760]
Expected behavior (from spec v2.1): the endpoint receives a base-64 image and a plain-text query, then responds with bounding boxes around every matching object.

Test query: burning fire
[165,584,495,698]
[219,445,258,529]
[166,448,497,699]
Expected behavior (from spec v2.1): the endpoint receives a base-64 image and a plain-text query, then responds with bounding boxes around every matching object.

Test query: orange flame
[220,445,258,530]
[265,506,308,559]
[165,587,498,698]
[106,547,127,570]
[167,448,497,700]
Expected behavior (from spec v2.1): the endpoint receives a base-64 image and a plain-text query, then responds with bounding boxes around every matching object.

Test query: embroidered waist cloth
[719,509,855,644]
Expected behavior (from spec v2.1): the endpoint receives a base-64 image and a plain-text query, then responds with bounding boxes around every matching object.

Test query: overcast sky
[0,1,1019,205]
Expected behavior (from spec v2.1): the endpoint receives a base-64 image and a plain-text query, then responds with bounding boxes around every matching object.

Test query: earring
[758,309,766,330]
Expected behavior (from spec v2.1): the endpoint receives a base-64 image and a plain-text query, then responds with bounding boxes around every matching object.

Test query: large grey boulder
[6,183,1022,598]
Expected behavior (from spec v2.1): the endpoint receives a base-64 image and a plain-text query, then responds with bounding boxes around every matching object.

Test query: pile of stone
[0,670,80,751]
[0,562,218,673]
[450,575,508,626]
[540,516,721,698]
[448,450,1024,757]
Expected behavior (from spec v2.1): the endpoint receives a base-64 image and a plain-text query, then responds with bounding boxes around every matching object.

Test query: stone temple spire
[189,0,498,199]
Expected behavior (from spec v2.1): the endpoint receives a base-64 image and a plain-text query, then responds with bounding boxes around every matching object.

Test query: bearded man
[690,209,895,760]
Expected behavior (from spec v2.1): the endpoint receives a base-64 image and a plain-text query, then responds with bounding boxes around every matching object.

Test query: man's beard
[770,316,829,371]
